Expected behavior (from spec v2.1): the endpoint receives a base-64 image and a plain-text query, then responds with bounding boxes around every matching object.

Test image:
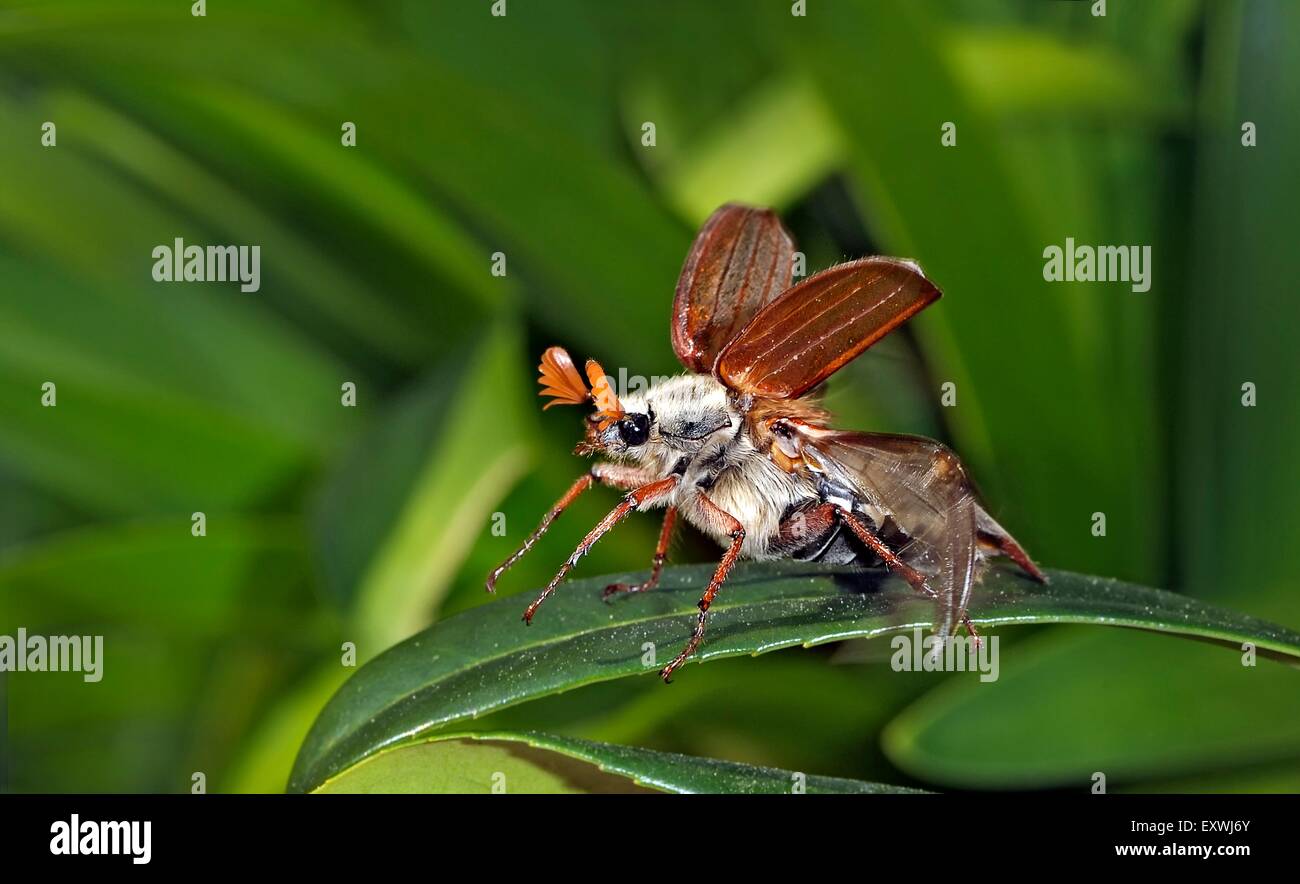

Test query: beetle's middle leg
[660,494,745,683]
[603,506,677,600]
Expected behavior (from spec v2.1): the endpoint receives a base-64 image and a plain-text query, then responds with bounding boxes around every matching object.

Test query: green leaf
[225,662,351,794]
[313,731,919,795]
[945,27,1190,123]
[771,0,1165,580]
[883,1,1300,793]
[654,75,845,223]
[0,517,330,792]
[342,323,534,654]
[884,627,1300,790]
[4,638,206,792]
[0,89,353,453]
[0,258,325,514]
[289,565,1300,792]
[652,26,1190,224]
[48,88,433,365]
[0,517,321,642]
[159,82,506,314]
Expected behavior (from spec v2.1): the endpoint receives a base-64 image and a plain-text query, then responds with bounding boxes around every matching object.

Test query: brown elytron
[716,257,939,399]
[671,204,795,372]
[488,203,1046,682]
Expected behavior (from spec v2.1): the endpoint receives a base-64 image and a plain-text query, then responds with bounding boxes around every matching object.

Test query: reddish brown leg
[604,507,677,600]
[835,506,932,596]
[837,506,981,642]
[770,502,839,555]
[591,462,664,491]
[486,473,593,594]
[523,476,680,624]
[660,495,745,683]
[486,464,659,594]
[979,530,1047,583]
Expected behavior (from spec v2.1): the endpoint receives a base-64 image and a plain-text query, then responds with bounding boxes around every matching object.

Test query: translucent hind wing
[801,430,983,637]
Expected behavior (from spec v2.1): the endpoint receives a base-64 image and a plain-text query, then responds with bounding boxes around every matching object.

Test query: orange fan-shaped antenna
[537,346,590,410]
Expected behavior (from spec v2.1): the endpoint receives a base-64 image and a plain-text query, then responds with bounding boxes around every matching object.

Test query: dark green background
[0,0,1296,792]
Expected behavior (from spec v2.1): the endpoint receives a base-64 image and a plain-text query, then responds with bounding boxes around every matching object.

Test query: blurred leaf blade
[773,0,1163,582]
[652,24,1191,227]
[0,516,320,640]
[654,75,845,223]
[884,627,1300,790]
[882,0,1300,793]
[342,323,535,653]
[0,318,313,514]
[49,88,434,365]
[947,27,1191,123]
[225,662,351,794]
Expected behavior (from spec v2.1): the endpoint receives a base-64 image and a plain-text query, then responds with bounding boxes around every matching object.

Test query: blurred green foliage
[0,0,1296,792]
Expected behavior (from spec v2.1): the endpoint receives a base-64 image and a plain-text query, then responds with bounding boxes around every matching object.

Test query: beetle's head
[537,346,656,461]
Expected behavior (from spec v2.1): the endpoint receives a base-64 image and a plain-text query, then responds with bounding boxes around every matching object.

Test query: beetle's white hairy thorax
[616,374,819,559]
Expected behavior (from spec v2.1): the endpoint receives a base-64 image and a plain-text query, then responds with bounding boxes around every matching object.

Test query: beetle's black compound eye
[618,413,650,446]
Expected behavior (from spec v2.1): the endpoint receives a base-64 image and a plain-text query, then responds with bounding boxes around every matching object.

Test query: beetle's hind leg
[834,505,981,643]
[976,508,1047,583]
[834,506,931,596]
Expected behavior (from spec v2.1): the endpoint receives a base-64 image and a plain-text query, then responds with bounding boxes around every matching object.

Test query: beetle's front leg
[522,474,680,624]
[485,463,659,594]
